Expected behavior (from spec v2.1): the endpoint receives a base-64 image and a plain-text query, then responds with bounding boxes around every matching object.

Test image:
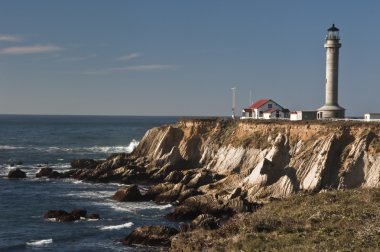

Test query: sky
[0,1,379,116]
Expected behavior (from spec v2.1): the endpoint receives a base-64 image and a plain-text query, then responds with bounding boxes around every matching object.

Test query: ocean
[0,115,179,251]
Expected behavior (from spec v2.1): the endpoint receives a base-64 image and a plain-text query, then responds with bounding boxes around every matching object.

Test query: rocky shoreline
[8,118,380,250]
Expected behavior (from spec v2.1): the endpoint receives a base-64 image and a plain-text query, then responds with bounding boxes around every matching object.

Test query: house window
[268,104,272,109]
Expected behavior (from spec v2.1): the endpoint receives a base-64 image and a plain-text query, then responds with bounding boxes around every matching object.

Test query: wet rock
[70,159,99,169]
[43,210,69,219]
[36,167,53,177]
[48,171,62,179]
[71,208,87,218]
[122,225,178,247]
[7,168,26,179]
[43,209,89,222]
[88,213,100,219]
[112,184,143,202]
[56,214,80,222]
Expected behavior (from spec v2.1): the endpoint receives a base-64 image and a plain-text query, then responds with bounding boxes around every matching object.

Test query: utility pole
[249,90,253,105]
[231,87,236,119]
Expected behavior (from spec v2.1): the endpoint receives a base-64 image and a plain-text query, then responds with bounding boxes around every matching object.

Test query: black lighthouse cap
[328,24,339,31]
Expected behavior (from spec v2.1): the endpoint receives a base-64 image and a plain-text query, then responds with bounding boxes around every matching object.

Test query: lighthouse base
[317,105,345,119]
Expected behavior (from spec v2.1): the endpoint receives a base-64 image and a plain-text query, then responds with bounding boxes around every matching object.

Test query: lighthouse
[317,24,345,119]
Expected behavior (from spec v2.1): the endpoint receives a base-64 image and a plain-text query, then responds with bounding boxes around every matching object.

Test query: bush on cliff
[171,188,380,251]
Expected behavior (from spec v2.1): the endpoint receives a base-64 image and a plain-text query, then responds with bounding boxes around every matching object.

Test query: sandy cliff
[133,119,380,201]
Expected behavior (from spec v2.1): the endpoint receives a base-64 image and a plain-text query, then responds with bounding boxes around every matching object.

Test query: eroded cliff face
[133,119,380,201]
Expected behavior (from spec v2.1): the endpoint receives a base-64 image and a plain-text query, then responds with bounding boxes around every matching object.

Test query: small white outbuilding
[364,113,380,122]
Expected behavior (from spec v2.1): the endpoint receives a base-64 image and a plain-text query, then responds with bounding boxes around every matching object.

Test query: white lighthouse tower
[317,24,345,119]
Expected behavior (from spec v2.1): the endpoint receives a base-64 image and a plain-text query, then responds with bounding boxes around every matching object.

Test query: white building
[290,111,317,121]
[241,99,289,119]
[364,113,380,122]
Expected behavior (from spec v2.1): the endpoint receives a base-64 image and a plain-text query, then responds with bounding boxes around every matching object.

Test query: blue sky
[0,1,379,116]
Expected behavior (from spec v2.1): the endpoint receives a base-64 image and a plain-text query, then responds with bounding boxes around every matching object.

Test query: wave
[26,238,53,246]
[86,139,139,154]
[95,201,173,213]
[7,139,139,154]
[99,222,134,230]
[0,145,25,150]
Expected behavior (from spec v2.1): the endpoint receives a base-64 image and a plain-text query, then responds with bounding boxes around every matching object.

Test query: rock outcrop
[112,185,143,202]
[122,225,178,247]
[8,168,26,178]
[66,119,380,244]
[43,208,98,222]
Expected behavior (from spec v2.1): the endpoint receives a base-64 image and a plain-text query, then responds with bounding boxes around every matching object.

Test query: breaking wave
[26,238,53,246]
[99,222,134,230]
[0,145,25,150]
[2,139,139,155]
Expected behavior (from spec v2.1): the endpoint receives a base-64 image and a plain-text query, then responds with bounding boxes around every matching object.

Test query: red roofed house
[241,99,289,119]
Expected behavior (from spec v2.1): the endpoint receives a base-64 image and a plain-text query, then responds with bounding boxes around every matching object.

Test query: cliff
[133,119,380,201]
[64,118,380,250]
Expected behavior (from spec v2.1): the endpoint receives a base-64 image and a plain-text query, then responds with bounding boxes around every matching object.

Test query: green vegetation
[173,189,380,251]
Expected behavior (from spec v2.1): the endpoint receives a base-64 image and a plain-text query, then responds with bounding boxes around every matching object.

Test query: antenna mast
[231,87,236,119]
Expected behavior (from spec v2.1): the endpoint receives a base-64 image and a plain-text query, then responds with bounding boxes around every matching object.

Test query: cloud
[82,64,177,75]
[0,34,22,42]
[58,54,97,62]
[117,53,141,61]
[111,64,177,72]
[0,45,61,55]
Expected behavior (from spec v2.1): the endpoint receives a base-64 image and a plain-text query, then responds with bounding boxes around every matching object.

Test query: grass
[171,188,380,251]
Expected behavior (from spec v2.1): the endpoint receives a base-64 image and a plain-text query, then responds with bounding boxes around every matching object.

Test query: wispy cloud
[0,34,22,42]
[83,64,177,75]
[0,45,61,55]
[117,52,141,61]
[58,54,97,62]
[111,64,177,72]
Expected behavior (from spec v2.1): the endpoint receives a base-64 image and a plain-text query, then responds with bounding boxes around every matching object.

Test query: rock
[56,214,80,222]
[228,187,242,200]
[48,171,62,179]
[43,210,69,219]
[122,225,178,247]
[191,214,219,230]
[186,171,215,188]
[70,159,99,169]
[36,167,53,177]
[177,188,201,203]
[164,170,184,183]
[71,208,87,218]
[154,183,186,203]
[7,168,26,179]
[44,209,89,222]
[143,183,176,201]
[88,213,100,219]
[112,185,143,202]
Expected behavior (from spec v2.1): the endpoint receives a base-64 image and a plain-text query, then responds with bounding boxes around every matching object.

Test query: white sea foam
[86,140,139,154]
[0,145,25,150]
[95,201,173,213]
[99,222,134,230]
[26,238,53,246]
